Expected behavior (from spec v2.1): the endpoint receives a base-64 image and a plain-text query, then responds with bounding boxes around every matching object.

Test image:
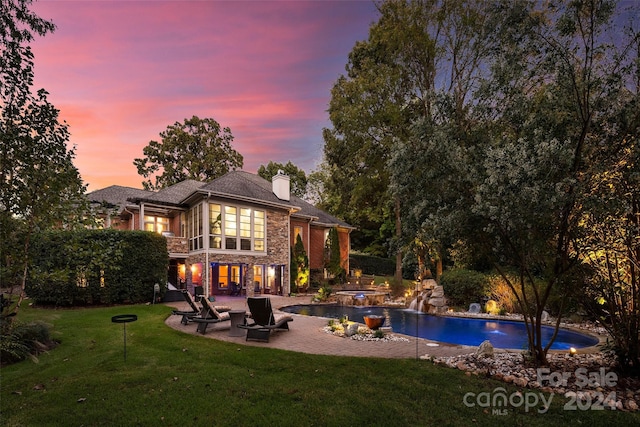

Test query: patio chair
[172,290,232,325]
[238,297,293,342]
[192,297,232,334]
[229,281,241,296]
[171,290,203,324]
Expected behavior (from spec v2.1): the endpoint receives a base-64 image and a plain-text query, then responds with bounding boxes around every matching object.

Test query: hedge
[26,229,168,306]
[349,253,396,276]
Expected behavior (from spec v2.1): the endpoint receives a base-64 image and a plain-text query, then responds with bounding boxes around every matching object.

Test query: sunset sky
[30,0,379,191]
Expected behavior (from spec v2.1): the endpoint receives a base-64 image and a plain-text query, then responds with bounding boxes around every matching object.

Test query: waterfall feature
[407,279,448,314]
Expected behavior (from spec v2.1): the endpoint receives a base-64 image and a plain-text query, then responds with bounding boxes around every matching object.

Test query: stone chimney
[272,170,290,201]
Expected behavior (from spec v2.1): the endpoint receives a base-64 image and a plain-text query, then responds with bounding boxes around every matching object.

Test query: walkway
[164,295,476,359]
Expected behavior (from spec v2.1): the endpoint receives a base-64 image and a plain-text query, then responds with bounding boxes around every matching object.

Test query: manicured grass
[1,304,638,426]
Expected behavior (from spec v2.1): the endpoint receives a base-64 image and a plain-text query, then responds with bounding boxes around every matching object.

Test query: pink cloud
[30,0,378,191]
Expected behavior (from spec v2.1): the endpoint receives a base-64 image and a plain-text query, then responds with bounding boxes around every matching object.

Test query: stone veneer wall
[166,236,188,254]
[185,208,290,297]
[265,208,290,295]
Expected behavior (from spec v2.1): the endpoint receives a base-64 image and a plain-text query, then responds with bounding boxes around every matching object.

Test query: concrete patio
[164,295,475,359]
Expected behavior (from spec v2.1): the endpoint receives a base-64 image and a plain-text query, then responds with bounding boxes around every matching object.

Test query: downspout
[306,220,311,263]
[139,202,145,230]
[123,207,135,230]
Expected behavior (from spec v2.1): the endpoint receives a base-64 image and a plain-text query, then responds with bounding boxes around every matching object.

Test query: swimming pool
[280,304,599,350]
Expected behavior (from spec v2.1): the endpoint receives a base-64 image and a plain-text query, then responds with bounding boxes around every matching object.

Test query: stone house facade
[87,171,353,297]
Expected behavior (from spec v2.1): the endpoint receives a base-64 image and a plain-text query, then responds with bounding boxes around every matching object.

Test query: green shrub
[349,253,395,276]
[440,269,490,308]
[0,321,54,364]
[314,284,332,302]
[26,229,168,306]
[0,331,30,365]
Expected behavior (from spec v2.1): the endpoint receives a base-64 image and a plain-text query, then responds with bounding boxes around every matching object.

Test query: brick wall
[309,227,326,270]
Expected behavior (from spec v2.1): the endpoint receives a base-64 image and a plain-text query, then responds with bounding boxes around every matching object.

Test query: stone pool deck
[164,295,476,359]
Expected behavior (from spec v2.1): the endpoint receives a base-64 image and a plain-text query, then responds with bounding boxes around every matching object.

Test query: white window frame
[208,202,265,253]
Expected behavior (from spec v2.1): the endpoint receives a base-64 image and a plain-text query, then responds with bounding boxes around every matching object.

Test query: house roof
[87,185,153,211]
[194,171,298,209]
[291,195,352,229]
[87,171,353,229]
[198,171,353,229]
[136,180,205,205]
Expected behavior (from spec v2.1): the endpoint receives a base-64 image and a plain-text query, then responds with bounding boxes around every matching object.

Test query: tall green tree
[0,0,88,321]
[575,26,640,372]
[134,115,243,190]
[291,234,309,292]
[385,0,492,281]
[257,160,308,199]
[320,0,447,285]
[324,227,345,282]
[475,0,639,367]
[390,0,640,366]
[579,139,640,374]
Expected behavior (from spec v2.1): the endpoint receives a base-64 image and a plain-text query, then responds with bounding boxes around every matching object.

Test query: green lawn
[1,304,637,426]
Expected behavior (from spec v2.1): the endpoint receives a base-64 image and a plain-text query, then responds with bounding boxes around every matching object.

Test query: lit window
[144,215,169,234]
[188,204,203,250]
[208,202,265,252]
[209,204,222,248]
[253,265,263,291]
[253,210,264,251]
[225,206,237,236]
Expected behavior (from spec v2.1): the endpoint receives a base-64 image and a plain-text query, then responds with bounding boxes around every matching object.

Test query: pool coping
[279,302,604,353]
[164,295,607,357]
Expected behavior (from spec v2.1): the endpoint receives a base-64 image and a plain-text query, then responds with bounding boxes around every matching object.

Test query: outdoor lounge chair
[172,290,231,325]
[171,290,203,324]
[238,297,293,342]
[192,297,232,334]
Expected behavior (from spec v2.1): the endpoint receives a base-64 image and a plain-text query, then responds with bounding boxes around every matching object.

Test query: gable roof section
[291,195,353,229]
[87,185,152,211]
[196,172,352,229]
[136,179,205,205]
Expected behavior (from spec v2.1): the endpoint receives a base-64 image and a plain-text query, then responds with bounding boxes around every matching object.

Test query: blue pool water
[280,304,599,350]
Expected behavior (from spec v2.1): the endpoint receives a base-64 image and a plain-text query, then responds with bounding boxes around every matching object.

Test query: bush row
[439,268,577,316]
[349,253,396,276]
[26,229,168,306]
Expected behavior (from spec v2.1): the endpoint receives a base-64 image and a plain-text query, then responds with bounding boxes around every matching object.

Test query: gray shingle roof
[199,171,292,207]
[146,180,205,204]
[87,185,152,210]
[202,171,352,229]
[291,195,352,228]
[87,171,352,229]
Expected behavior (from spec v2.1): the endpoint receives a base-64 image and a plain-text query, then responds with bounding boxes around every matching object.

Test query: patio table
[229,310,247,337]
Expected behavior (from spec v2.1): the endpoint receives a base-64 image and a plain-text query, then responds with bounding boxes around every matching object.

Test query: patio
[164,295,474,358]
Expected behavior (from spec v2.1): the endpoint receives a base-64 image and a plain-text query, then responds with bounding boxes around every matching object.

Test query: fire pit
[363,315,385,330]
